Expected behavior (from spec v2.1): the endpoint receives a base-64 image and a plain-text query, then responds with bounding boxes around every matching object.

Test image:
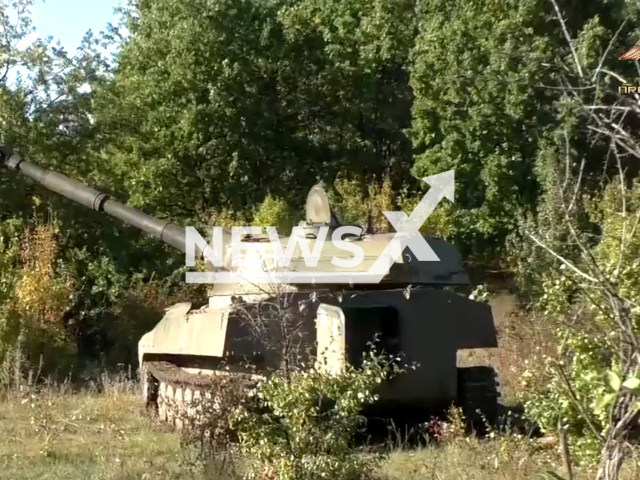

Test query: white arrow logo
[365,170,455,279]
[384,171,455,234]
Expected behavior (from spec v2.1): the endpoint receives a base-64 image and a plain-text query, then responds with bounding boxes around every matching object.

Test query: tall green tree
[410,0,561,254]
[93,0,417,223]
[409,0,640,256]
[0,0,187,373]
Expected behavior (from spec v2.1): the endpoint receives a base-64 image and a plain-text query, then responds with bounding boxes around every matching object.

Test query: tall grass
[0,373,617,480]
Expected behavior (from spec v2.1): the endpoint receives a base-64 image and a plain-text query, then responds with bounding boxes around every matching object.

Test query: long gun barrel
[0,145,188,253]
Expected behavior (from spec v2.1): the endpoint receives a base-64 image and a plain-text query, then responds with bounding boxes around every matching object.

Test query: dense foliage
[231,350,406,480]
[92,0,417,222]
[522,181,640,464]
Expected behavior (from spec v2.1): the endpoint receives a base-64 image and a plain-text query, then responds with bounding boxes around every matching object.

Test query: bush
[0,220,76,385]
[252,195,297,234]
[520,180,640,465]
[330,176,396,233]
[230,350,406,480]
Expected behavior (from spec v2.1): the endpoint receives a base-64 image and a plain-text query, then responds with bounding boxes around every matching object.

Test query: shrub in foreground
[230,351,406,480]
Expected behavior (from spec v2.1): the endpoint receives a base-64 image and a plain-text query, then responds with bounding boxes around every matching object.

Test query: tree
[91,0,417,224]
[0,0,188,375]
[409,0,567,255]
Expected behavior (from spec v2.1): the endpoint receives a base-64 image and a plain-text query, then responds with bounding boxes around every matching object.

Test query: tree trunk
[597,441,627,480]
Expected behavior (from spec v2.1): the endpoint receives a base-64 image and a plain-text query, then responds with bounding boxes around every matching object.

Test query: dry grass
[0,382,605,480]
[383,433,640,480]
[0,381,205,480]
[384,438,568,480]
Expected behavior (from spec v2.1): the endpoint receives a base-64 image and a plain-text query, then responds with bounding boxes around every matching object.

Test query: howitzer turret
[1,145,503,431]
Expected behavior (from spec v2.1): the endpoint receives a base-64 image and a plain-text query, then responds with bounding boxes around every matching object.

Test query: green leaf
[606,371,621,392]
[622,378,640,391]
[594,393,615,412]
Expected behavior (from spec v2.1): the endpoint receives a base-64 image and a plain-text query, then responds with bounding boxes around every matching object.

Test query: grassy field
[0,381,601,480]
[0,295,631,480]
[0,384,191,480]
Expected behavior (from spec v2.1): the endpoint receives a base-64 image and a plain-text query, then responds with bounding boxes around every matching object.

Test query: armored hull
[138,284,502,428]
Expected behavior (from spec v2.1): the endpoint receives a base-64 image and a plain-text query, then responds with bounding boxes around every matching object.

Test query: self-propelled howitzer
[1,145,503,430]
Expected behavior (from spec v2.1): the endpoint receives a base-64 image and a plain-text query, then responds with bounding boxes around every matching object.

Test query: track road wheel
[143,367,160,416]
